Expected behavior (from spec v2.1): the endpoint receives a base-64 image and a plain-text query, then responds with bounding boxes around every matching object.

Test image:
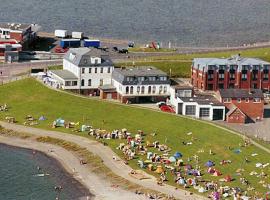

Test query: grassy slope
[0,79,269,197]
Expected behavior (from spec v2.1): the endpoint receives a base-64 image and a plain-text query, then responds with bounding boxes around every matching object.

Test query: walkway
[0,121,207,200]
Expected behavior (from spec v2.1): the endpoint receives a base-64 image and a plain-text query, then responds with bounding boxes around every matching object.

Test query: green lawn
[115,61,191,78]
[0,78,269,198]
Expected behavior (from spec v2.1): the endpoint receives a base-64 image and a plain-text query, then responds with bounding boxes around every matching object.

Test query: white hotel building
[50,47,114,95]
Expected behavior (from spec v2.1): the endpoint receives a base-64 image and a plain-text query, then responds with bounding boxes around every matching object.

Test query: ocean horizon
[0,0,270,47]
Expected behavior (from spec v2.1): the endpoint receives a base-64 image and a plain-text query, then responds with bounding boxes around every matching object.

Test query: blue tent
[205,160,215,167]
[174,152,183,158]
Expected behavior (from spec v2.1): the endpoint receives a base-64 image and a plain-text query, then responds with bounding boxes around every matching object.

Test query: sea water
[0,0,270,47]
[0,144,92,200]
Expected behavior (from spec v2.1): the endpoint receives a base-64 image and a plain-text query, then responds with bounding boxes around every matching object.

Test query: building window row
[224,98,261,103]
[127,76,167,82]
[81,67,112,74]
[125,85,168,95]
[65,81,77,86]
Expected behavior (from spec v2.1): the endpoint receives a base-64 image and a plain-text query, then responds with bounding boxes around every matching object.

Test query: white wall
[63,59,114,89]
[113,80,170,96]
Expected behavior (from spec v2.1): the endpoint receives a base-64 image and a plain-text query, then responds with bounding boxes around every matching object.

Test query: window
[185,105,196,115]
[160,76,167,81]
[72,81,77,86]
[95,59,99,64]
[148,86,151,94]
[130,86,134,94]
[100,68,103,73]
[152,86,156,93]
[253,65,260,70]
[218,73,224,80]
[241,73,247,80]
[126,86,129,94]
[237,98,241,103]
[245,98,249,103]
[99,79,103,86]
[229,73,235,80]
[149,77,156,81]
[82,68,85,74]
[164,86,167,93]
[89,68,92,73]
[159,86,163,94]
[223,98,231,103]
[137,86,140,93]
[88,79,91,86]
[95,68,97,73]
[138,77,145,82]
[65,81,71,86]
[141,86,145,94]
[263,73,268,80]
[199,108,210,117]
[253,98,261,103]
[81,79,85,86]
[126,77,134,82]
[252,72,258,80]
[242,65,249,71]
[108,67,111,73]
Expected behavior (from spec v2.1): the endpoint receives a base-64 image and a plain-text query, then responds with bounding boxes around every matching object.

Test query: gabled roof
[226,104,246,117]
[64,47,113,67]
[219,89,263,99]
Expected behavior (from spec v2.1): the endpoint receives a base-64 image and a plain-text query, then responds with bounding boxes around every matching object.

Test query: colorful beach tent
[174,152,183,158]
[169,156,176,162]
[155,165,164,174]
[205,160,215,167]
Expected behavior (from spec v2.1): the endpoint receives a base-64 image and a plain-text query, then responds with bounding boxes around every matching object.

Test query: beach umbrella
[174,152,183,158]
[169,156,176,162]
[205,160,215,167]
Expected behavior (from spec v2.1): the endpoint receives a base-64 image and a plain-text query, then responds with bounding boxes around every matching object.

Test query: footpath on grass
[0,121,208,200]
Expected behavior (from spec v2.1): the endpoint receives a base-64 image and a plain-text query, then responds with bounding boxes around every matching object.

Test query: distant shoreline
[38,31,270,54]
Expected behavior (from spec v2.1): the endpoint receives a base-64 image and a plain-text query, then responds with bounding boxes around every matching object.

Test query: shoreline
[0,135,149,200]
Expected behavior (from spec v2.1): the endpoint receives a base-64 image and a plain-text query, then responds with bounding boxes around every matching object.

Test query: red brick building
[218,89,264,123]
[191,56,270,91]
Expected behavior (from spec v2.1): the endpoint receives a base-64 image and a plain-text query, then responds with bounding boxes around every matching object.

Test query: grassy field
[115,61,191,78]
[0,78,269,197]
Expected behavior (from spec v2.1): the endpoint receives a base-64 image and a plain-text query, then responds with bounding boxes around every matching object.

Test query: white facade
[112,79,170,97]
[63,59,114,90]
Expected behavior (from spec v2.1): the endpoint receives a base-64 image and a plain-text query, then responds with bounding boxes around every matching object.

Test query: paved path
[0,121,207,200]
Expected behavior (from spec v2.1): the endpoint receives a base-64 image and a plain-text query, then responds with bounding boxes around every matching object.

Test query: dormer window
[90,57,101,64]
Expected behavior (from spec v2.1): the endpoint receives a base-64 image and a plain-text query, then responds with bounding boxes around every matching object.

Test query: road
[0,121,207,200]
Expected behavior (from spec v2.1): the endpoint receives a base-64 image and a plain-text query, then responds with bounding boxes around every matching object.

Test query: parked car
[160,105,175,113]
[156,101,166,108]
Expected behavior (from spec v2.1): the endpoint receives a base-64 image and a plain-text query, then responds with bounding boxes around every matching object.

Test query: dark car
[118,49,128,54]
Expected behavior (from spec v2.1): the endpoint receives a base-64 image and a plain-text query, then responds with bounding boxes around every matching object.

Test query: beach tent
[147,152,153,160]
[234,149,241,154]
[176,159,184,166]
[39,116,46,121]
[198,187,206,193]
[208,167,215,174]
[56,118,65,127]
[174,152,183,158]
[155,165,164,174]
[213,171,222,176]
[169,156,176,163]
[225,175,232,182]
[205,160,215,167]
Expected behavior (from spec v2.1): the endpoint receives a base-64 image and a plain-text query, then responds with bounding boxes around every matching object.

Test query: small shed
[99,85,117,100]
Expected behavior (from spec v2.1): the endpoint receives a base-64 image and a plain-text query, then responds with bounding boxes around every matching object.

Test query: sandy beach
[0,121,207,200]
[0,136,148,200]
